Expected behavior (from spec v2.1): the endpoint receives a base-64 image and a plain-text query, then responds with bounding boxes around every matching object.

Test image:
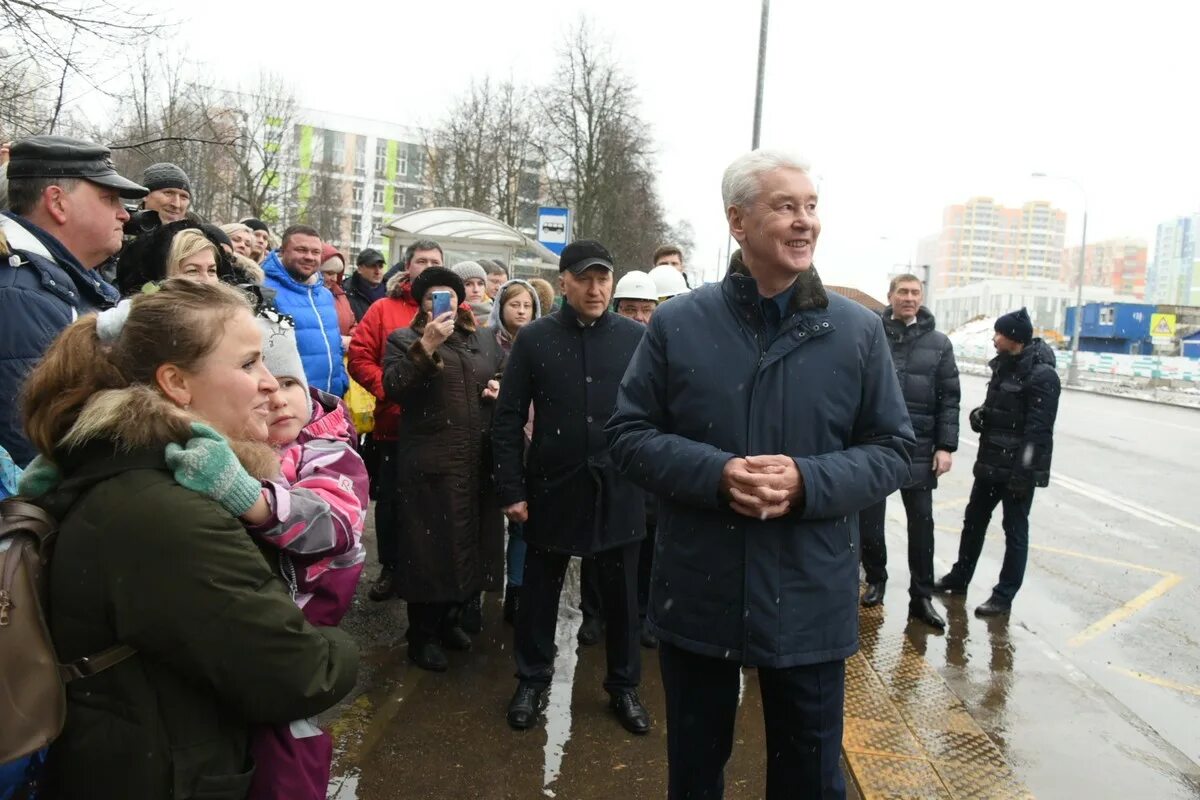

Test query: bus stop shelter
[381,207,560,279]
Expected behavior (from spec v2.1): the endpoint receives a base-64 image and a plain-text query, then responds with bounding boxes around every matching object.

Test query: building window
[352,182,364,205]
[373,185,385,209]
[375,140,387,175]
[351,215,362,242]
[328,132,345,168]
[397,147,408,177]
[354,138,366,175]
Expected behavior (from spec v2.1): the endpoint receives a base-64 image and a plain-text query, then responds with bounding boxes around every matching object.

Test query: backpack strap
[59,643,138,682]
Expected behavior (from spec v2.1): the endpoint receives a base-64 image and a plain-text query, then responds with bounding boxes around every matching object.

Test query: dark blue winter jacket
[606,255,914,668]
[0,212,119,467]
[261,251,348,396]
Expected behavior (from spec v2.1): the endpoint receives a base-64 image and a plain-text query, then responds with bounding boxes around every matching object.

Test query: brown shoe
[368,565,396,602]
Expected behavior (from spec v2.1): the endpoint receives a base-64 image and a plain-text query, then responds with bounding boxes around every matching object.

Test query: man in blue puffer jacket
[261,224,348,396]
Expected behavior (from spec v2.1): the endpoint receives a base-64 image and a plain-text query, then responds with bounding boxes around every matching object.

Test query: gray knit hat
[142,162,192,195]
[451,260,487,283]
[256,314,310,418]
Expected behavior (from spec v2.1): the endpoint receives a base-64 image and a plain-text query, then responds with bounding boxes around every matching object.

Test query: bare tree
[0,0,163,138]
[297,166,347,247]
[535,20,670,265]
[424,79,499,214]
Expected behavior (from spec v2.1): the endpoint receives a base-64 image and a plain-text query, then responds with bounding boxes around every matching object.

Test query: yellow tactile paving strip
[843,606,1034,799]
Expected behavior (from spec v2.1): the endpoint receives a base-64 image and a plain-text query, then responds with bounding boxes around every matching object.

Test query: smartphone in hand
[431,290,453,318]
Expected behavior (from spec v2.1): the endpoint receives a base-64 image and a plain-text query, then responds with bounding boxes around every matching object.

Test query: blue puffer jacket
[607,254,914,668]
[261,251,348,396]
[0,212,119,467]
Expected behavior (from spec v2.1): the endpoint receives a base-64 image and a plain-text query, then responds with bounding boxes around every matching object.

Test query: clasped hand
[720,455,803,520]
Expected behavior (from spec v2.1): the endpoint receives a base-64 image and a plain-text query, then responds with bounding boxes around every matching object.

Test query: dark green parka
[35,387,359,800]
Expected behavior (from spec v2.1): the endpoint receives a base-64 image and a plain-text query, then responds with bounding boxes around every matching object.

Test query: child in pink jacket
[246,313,368,800]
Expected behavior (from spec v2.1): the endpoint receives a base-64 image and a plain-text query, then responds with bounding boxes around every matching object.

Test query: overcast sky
[157,0,1200,291]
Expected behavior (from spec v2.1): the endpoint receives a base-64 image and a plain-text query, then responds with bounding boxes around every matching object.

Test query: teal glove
[164,422,262,517]
[17,455,61,498]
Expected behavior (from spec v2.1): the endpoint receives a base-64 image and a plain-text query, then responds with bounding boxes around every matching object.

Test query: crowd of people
[0,134,1060,800]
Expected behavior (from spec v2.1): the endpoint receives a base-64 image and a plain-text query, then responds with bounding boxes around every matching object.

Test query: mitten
[969,407,986,434]
[165,422,262,517]
[17,455,61,498]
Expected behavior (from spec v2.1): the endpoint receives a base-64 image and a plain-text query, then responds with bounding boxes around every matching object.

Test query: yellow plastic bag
[343,359,376,435]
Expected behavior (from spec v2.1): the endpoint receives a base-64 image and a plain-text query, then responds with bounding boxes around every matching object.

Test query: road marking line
[1109,666,1200,698]
[931,528,1184,647]
[958,436,1200,533]
[1068,571,1183,647]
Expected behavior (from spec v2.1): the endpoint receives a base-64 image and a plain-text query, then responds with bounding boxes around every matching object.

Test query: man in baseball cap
[0,135,147,466]
[346,247,388,322]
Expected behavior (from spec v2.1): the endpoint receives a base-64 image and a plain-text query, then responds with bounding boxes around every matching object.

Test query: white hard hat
[613,270,659,302]
[649,265,690,299]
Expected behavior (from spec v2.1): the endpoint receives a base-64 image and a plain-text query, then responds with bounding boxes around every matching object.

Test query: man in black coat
[607,151,913,800]
[346,247,387,322]
[493,240,651,735]
[859,274,960,629]
[936,308,1061,617]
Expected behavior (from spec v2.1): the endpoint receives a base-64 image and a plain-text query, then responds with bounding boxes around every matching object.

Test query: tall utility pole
[752,0,770,149]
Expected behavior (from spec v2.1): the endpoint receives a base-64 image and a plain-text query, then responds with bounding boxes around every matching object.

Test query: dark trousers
[860,488,935,601]
[947,478,1035,603]
[637,521,656,620]
[659,643,845,800]
[580,556,603,621]
[406,601,454,645]
[368,437,399,569]
[516,541,641,692]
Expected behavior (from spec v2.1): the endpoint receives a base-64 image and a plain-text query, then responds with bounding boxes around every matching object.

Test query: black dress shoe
[367,566,396,602]
[933,575,968,595]
[503,587,520,625]
[860,582,886,607]
[441,626,472,651]
[609,690,651,735]
[408,641,448,672]
[460,593,483,634]
[577,616,602,646]
[974,598,1011,618]
[908,598,946,629]
[640,630,659,649]
[507,682,549,730]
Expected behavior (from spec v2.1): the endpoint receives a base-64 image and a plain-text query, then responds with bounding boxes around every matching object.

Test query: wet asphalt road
[323,374,1199,799]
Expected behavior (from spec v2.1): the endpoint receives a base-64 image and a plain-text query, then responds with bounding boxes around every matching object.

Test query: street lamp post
[752,0,770,149]
[1032,172,1088,387]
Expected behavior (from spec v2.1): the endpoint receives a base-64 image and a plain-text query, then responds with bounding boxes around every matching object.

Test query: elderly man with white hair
[607,150,914,799]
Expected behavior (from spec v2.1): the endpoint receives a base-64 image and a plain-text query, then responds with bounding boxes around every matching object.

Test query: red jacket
[347,279,419,440]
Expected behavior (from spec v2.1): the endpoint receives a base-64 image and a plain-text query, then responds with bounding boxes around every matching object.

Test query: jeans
[947,478,1035,603]
[859,488,935,601]
[659,643,846,800]
[515,541,641,692]
[505,521,527,587]
[369,437,399,569]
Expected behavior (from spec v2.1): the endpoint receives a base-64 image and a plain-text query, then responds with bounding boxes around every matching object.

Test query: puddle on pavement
[542,559,585,796]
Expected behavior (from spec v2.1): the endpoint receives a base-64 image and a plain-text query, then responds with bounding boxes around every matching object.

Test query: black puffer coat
[383,308,506,601]
[972,339,1061,487]
[493,303,647,556]
[881,307,960,489]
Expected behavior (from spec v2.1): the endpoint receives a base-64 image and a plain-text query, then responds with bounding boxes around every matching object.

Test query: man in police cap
[493,240,651,735]
[0,135,147,466]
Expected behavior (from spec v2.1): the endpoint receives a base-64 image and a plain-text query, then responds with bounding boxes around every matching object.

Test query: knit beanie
[451,260,487,284]
[142,162,191,195]
[994,307,1033,345]
[257,314,311,420]
[241,217,270,234]
[411,266,466,308]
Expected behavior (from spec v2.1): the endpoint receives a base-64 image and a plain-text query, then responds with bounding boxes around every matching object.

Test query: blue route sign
[536,207,570,256]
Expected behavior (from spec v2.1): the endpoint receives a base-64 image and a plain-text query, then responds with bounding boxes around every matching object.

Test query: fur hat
[142,162,191,195]
[256,312,310,414]
[528,278,557,317]
[995,307,1033,345]
[412,266,466,308]
[241,217,269,233]
[451,260,487,284]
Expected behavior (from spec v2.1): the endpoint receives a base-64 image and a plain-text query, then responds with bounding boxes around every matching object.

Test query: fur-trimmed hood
[727,248,829,313]
[57,385,280,480]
